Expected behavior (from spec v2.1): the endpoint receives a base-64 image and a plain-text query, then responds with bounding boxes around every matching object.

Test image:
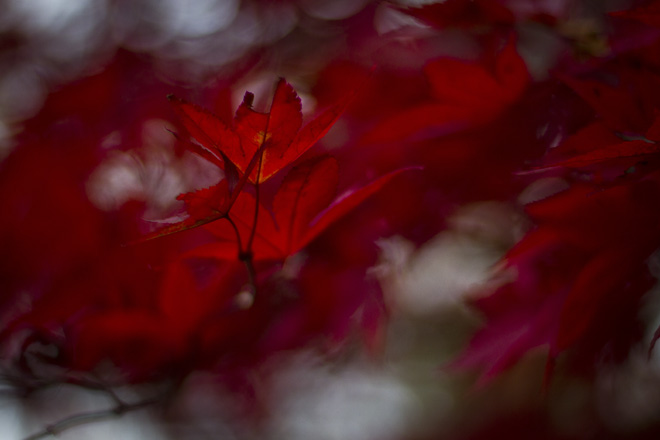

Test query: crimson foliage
[4,1,660,439]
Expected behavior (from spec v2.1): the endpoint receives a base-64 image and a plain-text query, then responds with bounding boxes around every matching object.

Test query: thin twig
[0,371,111,397]
[22,395,161,440]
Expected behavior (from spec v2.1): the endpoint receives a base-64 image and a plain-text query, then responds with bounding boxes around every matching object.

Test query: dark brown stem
[220,143,266,215]
[246,148,265,253]
[239,251,257,295]
[225,210,257,299]
[0,371,112,397]
[223,215,245,256]
[222,82,281,299]
[22,394,162,440]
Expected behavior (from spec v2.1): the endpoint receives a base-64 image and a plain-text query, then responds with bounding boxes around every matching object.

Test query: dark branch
[22,394,161,440]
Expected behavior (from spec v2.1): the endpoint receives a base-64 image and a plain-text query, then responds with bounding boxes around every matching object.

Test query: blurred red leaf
[610,0,660,26]
[544,139,659,168]
[456,177,660,382]
[557,71,658,134]
[272,155,339,255]
[536,116,660,180]
[362,37,528,143]
[553,250,631,353]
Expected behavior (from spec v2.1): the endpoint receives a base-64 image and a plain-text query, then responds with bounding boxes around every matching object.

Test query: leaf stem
[220,143,265,215]
[234,83,276,296]
[223,215,245,256]
[246,148,264,253]
[225,208,257,298]
[240,253,258,298]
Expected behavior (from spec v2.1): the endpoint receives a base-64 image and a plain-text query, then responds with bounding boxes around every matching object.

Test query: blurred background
[3,1,660,440]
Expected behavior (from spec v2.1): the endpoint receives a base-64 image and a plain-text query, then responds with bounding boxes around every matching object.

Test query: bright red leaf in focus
[169,79,352,183]
[188,156,411,261]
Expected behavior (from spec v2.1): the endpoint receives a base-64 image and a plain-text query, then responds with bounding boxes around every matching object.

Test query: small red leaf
[167,95,241,167]
[177,181,230,222]
[138,181,229,242]
[274,91,356,176]
[233,81,303,181]
[258,81,304,180]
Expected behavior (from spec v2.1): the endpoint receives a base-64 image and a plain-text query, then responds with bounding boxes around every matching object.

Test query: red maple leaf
[185,156,412,261]
[169,79,352,184]
[139,181,231,240]
[140,79,360,242]
[361,36,529,143]
[454,178,660,383]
